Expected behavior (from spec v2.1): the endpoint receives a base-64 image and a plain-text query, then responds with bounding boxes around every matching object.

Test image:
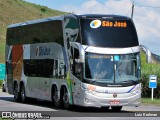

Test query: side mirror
[140,45,152,63]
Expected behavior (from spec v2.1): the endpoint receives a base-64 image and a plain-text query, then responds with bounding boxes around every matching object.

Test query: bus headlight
[130,84,141,94]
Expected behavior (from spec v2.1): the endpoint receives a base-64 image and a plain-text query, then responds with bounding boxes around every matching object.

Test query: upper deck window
[80,18,139,48]
[6,20,63,45]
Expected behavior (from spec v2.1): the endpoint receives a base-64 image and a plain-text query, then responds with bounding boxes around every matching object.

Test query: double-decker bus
[6,14,141,111]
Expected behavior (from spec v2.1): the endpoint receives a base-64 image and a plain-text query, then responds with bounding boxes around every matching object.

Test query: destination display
[89,55,111,59]
[102,21,127,27]
[90,20,127,28]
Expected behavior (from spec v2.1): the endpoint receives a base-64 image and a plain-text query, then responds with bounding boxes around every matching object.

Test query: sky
[24,0,160,55]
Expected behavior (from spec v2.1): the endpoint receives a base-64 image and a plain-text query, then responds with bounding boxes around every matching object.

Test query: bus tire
[20,84,28,103]
[62,87,71,109]
[111,106,122,111]
[52,86,61,108]
[14,83,21,102]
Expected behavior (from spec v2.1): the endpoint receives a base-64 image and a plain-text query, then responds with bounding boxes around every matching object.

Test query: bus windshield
[80,18,139,48]
[84,53,140,83]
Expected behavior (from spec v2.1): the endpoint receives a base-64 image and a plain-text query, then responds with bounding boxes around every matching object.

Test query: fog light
[84,98,95,103]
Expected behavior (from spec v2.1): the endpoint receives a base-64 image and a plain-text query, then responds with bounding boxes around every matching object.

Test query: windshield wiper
[90,80,97,84]
[122,80,138,85]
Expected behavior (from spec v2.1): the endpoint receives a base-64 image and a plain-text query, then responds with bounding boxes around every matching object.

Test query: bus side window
[59,62,66,79]
[45,60,53,78]
[54,60,58,78]
[53,59,55,77]
[71,47,81,79]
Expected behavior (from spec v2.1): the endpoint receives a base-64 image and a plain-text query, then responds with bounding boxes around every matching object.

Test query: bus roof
[7,15,64,28]
[78,14,130,19]
[7,14,131,28]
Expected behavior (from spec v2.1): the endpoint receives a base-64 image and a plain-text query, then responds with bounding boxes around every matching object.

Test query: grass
[141,98,160,106]
[0,81,2,89]
[0,0,67,63]
[0,118,11,120]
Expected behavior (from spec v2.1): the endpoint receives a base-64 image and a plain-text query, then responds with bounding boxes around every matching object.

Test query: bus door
[70,46,82,97]
[39,60,53,100]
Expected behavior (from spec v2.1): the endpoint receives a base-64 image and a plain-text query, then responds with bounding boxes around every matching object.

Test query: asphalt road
[0,90,160,120]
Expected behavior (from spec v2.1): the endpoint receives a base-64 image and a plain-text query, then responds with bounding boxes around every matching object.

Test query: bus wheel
[111,106,122,111]
[14,83,21,102]
[52,87,61,108]
[20,84,28,103]
[62,87,71,109]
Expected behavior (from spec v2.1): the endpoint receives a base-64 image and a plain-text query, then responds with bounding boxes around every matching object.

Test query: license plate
[110,100,120,104]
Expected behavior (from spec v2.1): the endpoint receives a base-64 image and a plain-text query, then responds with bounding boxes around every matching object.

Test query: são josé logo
[90,20,101,28]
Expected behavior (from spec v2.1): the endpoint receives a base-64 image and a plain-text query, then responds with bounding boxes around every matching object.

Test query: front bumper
[73,89,141,108]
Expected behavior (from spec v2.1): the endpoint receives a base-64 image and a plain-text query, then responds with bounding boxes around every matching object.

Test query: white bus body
[6,14,141,111]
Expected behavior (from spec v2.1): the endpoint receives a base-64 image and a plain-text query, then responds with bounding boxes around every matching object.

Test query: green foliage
[141,98,160,105]
[141,52,160,98]
[41,8,46,12]
[0,80,3,88]
[0,0,66,63]
[0,117,11,120]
